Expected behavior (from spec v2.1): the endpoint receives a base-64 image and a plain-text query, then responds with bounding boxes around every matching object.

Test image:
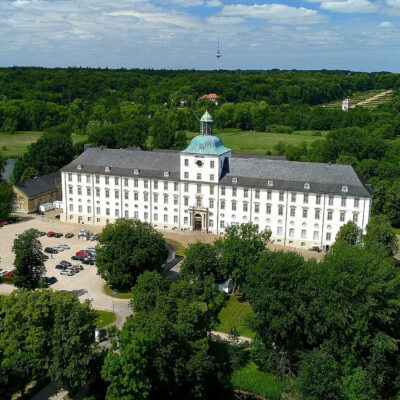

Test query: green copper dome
[200,111,213,122]
[183,135,231,155]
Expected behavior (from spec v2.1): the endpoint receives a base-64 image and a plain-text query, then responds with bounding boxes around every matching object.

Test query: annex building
[60,112,372,251]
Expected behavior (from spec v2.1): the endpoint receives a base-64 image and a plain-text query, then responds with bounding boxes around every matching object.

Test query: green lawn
[217,293,256,338]
[231,362,295,399]
[0,131,42,158]
[95,310,116,328]
[186,129,325,155]
[0,131,88,158]
[103,284,133,299]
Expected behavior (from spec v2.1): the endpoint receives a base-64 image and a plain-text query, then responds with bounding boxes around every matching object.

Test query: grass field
[0,131,88,158]
[103,284,133,299]
[95,310,116,328]
[321,89,393,109]
[186,129,326,156]
[217,293,256,338]
[231,362,295,399]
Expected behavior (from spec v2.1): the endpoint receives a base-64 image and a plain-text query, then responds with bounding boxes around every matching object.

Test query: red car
[47,231,55,237]
[76,251,90,258]
[5,271,14,279]
[2,221,8,226]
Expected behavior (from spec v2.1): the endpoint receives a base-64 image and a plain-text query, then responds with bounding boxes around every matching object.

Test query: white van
[60,269,74,276]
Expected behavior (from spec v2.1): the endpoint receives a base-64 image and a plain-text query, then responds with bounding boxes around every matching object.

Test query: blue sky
[0,0,400,71]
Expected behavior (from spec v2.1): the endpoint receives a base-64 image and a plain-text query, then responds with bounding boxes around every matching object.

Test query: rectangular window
[184,183,189,193]
[125,210,129,218]
[174,182,178,191]
[353,213,358,223]
[278,205,283,216]
[316,194,321,205]
[209,199,214,208]
[315,209,320,220]
[163,181,167,190]
[277,227,283,236]
[69,186,73,195]
[174,215,178,224]
[144,193,149,202]
[134,179,138,188]
[105,177,109,185]
[291,193,296,202]
[69,204,73,212]
[115,177,119,185]
[78,187,82,196]
[115,209,119,217]
[354,198,359,208]
[313,231,319,240]
[197,173,201,180]
[154,193,158,203]
[210,186,214,195]
[87,188,91,196]
[243,203,248,212]
[134,192,138,201]
[154,180,158,189]
[96,188,100,197]
[221,200,225,210]
[196,197,201,207]
[114,190,119,199]
[266,204,271,214]
[290,207,295,217]
[255,189,260,199]
[78,205,82,213]
[184,159,189,166]
[341,197,346,207]
[267,191,272,200]
[304,193,308,204]
[197,184,201,194]
[232,201,237,211]
[279,192,284,202]
[220,220,225,229]
[184,217,188,225]
[174,197,178,205]
[134,211,138,219]
[327,211,333,220]
[124,178,129,187]
[144,180,148,189]
[210,174,214,181]
[164,215,168,223]
[326,232,331,241]
[221,187,226,196]
[340,212,345,222]
[96,175,100,184]
[232,188,237,197]
[144,212,148,220]
[77,174,81,183]
[289,228,294,237]
[209,219,213,227]
[301,230,306,239]
[96,207,100,214]
[86,174,91,183]
[328,195,334,205]
[302,209,308,218]
[164,195,168,204]
[124,192,129,200]
[184,197,189,206]
[87,206,91,213]
[255,204,259,213]
[244,189,248,198]
[184,172,189,179]
[68,173,72,182]
[154,213,158,221]
[210,160,215,168]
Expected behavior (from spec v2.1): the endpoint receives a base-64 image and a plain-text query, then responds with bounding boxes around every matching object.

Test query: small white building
[60,112,372,251]
[342,98,351,111]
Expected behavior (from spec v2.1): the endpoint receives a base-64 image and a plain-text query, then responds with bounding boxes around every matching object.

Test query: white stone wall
[61,169,371,251]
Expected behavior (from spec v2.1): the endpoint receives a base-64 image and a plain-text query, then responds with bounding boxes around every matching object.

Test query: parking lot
[0,216,131,327]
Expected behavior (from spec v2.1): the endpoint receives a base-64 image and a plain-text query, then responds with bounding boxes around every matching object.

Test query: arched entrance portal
[194,214,202,231]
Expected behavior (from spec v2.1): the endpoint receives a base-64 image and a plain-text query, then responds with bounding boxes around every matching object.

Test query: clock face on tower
[196,160,203,167]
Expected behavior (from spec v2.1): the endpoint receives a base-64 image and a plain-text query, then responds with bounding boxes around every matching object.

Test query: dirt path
[356,89,392,106]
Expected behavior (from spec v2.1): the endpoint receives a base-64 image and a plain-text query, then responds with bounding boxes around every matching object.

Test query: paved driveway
[0,216,131,327]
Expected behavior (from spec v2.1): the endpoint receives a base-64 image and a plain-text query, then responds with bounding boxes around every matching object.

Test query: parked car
[43,255,49,260]
[2,221,8,226]
[58,244,70,250]
[54,233,63,238]
[37,210,45,216]
[70,265,81,273]
[55,264,66,270]
[44,247,58,254]
[55,246,65,252]
[47,231,55,237]
[82,258,95,265]
[86,247,96,252]
[89,235,98,241]
[60,269,74,276]
[73,264,84,270]
[0,270,10,276]
[40,276,57,285]
[71,255,84,261]
[76,250,91,258]
[38,231,46,237]
[60,260,72,267]
[65,233,74,239]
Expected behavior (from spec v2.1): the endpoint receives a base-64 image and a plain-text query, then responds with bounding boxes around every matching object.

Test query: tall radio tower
[216,39,222,71]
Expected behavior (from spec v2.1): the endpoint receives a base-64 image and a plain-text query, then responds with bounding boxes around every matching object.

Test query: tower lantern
[200,111,213,135]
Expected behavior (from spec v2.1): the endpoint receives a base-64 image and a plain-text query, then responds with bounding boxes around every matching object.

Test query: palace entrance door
[194,214,202,231]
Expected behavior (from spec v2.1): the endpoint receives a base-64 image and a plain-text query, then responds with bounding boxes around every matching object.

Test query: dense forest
[1,67,400,227]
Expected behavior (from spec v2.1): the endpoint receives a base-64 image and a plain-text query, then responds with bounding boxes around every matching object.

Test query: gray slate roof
[62,147,371,197]
[14,172,61,198]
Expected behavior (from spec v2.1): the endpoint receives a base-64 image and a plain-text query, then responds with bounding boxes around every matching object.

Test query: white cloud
[378,21,393,27]
[220,4,326,24]
[206,16,244,24]
[206,0,222,7]
[307,0,379,13]
[386,0,400,7]
[154,0,204,6]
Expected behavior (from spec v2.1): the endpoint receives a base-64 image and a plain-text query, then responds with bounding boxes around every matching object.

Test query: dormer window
[267,180,273,187]
[342,186,348,193]
[134,169,139,175]
[77,164,82,171]
[232,177,238,184]
[164,171,170,178]
[304,183,310,190]
[105,166,111,172]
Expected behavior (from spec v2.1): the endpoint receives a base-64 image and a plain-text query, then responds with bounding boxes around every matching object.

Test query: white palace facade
[60,112,372,251]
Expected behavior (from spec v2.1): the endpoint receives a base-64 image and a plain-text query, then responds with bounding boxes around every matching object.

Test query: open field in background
[0,131,88,158]
[217,293,256,338]
[186,129,326,155]
[320,89,393,109]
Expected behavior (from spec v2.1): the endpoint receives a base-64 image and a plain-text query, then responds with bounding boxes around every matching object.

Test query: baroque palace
[61,112,372,250]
